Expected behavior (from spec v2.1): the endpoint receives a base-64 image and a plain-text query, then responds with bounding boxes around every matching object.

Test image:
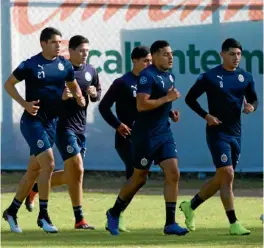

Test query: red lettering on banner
[12,0,263,35]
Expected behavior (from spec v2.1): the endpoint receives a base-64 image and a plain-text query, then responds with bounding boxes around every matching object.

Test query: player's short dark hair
[222,38,242,52]
[69,35,89,50]
[40,27,62,42]
[131,46,150,60]
[150,40,170,55]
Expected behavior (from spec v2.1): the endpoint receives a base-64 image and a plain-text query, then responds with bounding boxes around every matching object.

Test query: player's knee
[28,167,41,179]
[41,162,55,173]
[165,167,180,184]
[65,155,84,181]
[133,170,148,186]
[217,166,234,184]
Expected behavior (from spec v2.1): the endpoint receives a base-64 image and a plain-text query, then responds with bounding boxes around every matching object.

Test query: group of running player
[3,27,258,237]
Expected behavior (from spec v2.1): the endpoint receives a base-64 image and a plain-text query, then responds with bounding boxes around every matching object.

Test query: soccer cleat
[2,209,22,233]
[106,210,119,235]
[37,214,58,233]
[179,201,195,231]
[229,221,251,235]
[105,212,130,232]
[164,223,189,235]
[25,191,38,212]
[75,219,95,230]
[118,214,130,232]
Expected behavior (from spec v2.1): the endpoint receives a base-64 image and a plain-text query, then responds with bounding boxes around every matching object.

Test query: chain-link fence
[1,0,263,172]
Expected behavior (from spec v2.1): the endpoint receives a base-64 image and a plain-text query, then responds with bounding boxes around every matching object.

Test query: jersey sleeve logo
[58,62,64,71]
[139,76,147,84]
[169,74,174,82]
[238,74,244,82]
[85,72,92,81]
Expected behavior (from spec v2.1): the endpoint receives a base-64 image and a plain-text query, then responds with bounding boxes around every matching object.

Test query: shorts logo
[221,154,228,163]
[169,74,174,82]
[85,72,92,81]
[139,76,147,84]
[67,145,74,154]
[238,74,244,82]
[58,62,64,71]
[141,158,148,166]
[37,140,44,149]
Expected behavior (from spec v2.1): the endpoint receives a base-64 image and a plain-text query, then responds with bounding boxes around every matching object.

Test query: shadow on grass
[1,227,263,247]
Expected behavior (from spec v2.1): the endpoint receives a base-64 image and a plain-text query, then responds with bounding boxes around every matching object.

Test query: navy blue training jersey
[185,65,258,136]
[58,64,101,134]
[99,71,138,129]
[133,65,175,136]
[13,53,74,120]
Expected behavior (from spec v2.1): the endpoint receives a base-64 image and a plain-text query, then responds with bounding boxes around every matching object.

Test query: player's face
[41,35,62,58]
[154,46,173,71]
[221,48,242,69]
[134,53,152,72]
[69,43,89,65]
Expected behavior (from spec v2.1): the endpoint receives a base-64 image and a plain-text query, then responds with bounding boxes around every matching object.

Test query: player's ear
[220,51,224,59]
[40,41,45,49]
[132,58,137,65]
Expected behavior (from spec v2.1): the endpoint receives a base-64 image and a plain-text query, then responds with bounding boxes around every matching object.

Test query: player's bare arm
[136,87,180,112]
[62,86,73,100]
[169,110,180,122]
[66,79,85,107]
[4,74,40,116]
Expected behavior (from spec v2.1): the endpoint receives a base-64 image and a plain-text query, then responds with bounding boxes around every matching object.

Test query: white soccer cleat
[3,210,22,233]
[37,216,58,233]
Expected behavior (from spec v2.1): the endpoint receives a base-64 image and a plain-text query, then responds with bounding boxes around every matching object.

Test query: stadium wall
[1,0,263,172]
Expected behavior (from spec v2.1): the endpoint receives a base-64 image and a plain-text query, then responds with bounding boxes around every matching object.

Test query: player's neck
[222,63,237,72]
[41,52,57,61]
[153,64,168,72]
[131,68,140,76]
[69,59,83,67]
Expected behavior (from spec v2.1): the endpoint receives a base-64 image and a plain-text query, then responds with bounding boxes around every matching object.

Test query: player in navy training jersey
[99,46,151,232]
[25,35,101,229]
[180,38,258,235]
[105,40,189,236]
[3,27,85,233]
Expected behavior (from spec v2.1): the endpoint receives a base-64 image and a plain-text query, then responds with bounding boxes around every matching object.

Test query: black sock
[122,197,133,212]
[32,183,38,193]
[226,210,237,224]
[39,199,48,217]
[7,198,22,216]
[73,206,84,223]
[109,196,126,218]
[190,194,204,210]
[165,202,176,226]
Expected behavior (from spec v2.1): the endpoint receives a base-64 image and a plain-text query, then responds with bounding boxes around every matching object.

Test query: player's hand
[170,110,180,122]
[62,87,73,100]
[87,86,97,98]
[117,123,131,138]
[24,100,40,116]
[243,99,254,114]
[166,86,181,102]
[76,94,86,107]
[205,114,222,126]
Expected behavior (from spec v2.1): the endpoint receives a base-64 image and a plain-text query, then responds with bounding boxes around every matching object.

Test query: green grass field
[1,173,263,248]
